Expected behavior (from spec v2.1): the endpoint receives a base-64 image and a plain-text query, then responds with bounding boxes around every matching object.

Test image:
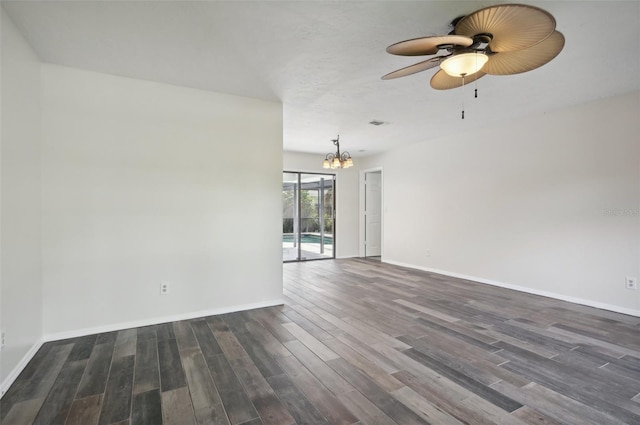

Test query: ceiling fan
[382,3,565,90]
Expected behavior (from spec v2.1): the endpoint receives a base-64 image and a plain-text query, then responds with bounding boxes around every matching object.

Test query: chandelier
[322,135,354,169]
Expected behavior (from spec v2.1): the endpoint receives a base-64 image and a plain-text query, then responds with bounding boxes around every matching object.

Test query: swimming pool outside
[282,233,333,245]
[282,233,334,261]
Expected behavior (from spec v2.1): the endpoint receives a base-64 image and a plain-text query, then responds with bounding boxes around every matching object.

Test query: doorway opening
[282,172,336,262]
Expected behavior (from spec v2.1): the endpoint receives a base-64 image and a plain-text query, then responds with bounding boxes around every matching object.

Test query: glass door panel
[282,172,299,261]
[299,174,334,260]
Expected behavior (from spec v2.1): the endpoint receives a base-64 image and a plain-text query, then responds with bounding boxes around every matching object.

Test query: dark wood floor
[2,258,640,424]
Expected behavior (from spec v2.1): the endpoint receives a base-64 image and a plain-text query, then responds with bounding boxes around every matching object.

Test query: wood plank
[114,329,138,358]
[391,386,466,425]
[402,347,523,412]
[282,308,333,341]
[492,380,622,425]
[67,334,98,361]
[77,340,116,398]
[227,356,295,425]
[131,389,163,425]
[398,334,529,388]
[8,343,53,383]
[207,318,249,360]
[323,336,404,393]
[136,326,156,342]
[393,370,508,425]
[284,340,354,395]
[276,354,358,425]
[157,339,187,392]
[33,359,87,425]
[96,332,118,346]
[0,345,53,422]
[337,390,396,425]
[493,321,578,353]
[220,312,250,334]
[192,402,230,425]
[280,322,339,362]
[181,350,223,418]
[495,341,640,423]
[64,394,102,425]
[133,336,160,394]
[190,319,223,359]
[547,324,640,358]
[98,355,135,425]
[154,323,175,341]
[16,343,74,402]
[244,320,292,359]
[215,389,258,425]
[161,387,196,425]
[247,310,296,344]
[393,298,460,323]
[205,353,258,425]
[237,419,264,425]
[286,303,338,333]
[1,398,44,425]
[266,373,327,425]
[332,333,401,375]
[173,321,200,354]
[510,405,564,425]
[204,353,244,393]
[327,357,428,425]
[413,316,500,352]
[234,329,284,378]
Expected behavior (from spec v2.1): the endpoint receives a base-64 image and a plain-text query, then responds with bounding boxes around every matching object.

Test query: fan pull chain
[474,53,479,99]
[461,75,466,119]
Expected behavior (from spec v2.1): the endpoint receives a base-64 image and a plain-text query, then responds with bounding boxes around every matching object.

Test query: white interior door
[365,171,382,256]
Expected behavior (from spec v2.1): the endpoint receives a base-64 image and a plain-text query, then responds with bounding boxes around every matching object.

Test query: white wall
[41,65,284,337]
[0,9,43,391]
[362,92,640,315]
[283,151,359,258]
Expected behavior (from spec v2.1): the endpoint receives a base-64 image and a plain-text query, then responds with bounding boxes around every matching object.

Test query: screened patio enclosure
[283,172,335,262]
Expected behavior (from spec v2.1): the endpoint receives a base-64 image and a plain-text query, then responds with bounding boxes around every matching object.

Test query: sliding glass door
[283,172,335,262]
[282,172,299,262]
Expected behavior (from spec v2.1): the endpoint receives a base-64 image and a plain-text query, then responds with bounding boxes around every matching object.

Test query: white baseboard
[384,259,640,318]
[1,338,44,398]
[44,299,286,342]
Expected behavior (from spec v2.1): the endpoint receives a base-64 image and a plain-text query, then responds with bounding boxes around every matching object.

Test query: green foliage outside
[283,188,333,234]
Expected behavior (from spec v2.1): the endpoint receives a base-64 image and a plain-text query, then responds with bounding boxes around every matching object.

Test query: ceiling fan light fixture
[441,52,488,77]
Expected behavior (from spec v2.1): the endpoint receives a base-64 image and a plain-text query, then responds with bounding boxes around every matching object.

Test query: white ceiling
[3,1,639,156]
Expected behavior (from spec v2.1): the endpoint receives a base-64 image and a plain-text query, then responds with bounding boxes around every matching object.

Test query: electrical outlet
[425,250,431,257]
[1,331,5,350]
[625,277,637,290]
[160,281,170,295]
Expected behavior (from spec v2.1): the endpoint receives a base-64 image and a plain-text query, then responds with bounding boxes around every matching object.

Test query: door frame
[359,167,383,258]
[283,171,336,262]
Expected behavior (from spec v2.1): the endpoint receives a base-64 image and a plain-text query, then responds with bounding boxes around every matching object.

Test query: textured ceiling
[3,1,639,156]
